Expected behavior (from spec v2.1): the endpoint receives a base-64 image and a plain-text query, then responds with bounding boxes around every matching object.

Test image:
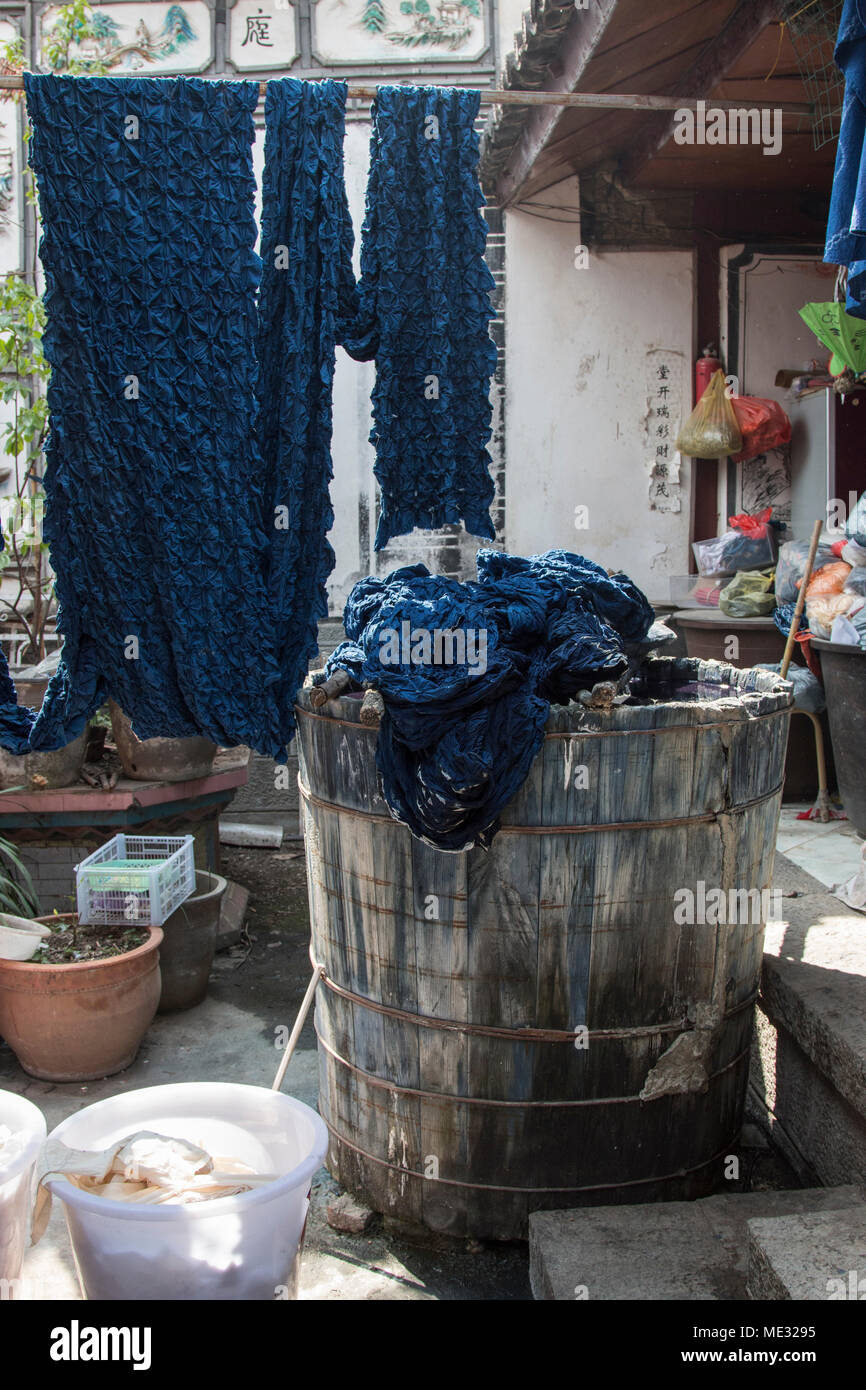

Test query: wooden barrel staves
[295,658,793,1241]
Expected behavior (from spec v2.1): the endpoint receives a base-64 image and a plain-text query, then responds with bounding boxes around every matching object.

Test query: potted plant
[0,837,162,1081]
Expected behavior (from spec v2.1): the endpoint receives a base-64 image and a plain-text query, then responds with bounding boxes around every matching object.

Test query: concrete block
[750,1006,866,1187]
[747,1207,866,1300]
[326,1193,376,1235]
[529,1186,866,1301]
[750,859,866,1186]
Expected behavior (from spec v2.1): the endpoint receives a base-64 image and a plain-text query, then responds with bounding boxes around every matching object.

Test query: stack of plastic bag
[775,539,838,604]
[774,516,866,648]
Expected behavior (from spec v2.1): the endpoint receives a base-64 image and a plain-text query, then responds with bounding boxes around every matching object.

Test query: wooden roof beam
[618,0,789,186]
[495,0,620,208]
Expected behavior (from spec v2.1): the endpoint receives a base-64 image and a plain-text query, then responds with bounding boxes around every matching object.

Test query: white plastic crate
[75,834,195,927]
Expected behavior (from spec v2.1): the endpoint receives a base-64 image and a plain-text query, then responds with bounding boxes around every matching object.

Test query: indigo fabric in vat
[321,550,654,850]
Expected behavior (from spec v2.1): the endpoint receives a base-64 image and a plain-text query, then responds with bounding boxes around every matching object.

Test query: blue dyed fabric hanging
[257,78,362,744]
[344,86,498,550]
[7,75,288,757]
[320,550,655,851]
[825,0,866,315]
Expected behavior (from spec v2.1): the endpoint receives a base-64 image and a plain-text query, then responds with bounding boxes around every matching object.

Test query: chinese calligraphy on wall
[645,349,685,514]
[229,1,298,70]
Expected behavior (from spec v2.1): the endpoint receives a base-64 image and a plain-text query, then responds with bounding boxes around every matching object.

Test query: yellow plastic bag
[719,568,776,618]
[676,370,743,459]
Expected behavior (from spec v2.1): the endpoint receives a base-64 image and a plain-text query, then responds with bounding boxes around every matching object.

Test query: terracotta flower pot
[108,699,217,783]
[0,921,163,1082]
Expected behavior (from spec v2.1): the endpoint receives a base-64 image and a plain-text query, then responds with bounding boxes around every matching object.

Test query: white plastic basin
[45,1082,328,1301]
[0,913,52,962]
[0,1089,47,1293]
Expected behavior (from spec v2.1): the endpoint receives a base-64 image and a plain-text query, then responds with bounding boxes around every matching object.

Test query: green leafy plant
[0,834,40,916]
[0,273,53,667]
[0,7,109,676]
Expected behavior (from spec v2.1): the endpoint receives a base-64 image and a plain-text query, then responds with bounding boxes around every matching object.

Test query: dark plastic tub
[811,639,866,836]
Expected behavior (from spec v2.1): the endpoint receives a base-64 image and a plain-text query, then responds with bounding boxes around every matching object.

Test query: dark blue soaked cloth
[344,86,498,549]
[321,549,654,850]
[825,1,866,314]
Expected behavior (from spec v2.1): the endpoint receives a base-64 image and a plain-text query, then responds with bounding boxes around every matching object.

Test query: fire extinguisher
[695,344,724,404]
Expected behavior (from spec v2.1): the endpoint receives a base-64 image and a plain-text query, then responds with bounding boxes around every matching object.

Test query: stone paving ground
[2,842,809,1301]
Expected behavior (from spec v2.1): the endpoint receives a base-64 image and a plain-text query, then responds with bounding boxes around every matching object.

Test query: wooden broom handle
[781,518,823,681]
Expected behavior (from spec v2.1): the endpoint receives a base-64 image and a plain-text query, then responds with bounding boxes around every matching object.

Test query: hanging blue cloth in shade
[257,78,362,744]
[9,74,287,757]
[319,550,655,851]
[343,86,498,550]
[825,0,866,316]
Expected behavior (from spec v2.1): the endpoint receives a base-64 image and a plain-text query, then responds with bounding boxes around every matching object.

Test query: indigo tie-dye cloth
[257,78,361,736]
[345,86,498,550]
[825,1,866,316]
[7,74,288,756]
[321,550,655,851]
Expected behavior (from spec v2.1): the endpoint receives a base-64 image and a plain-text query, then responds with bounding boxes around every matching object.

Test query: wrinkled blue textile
[774,603,811,639]
[322,550,654,850]
[344,86,497,549]
[257,79,360,744]
[6,75,291,757]
[825,1,866,314]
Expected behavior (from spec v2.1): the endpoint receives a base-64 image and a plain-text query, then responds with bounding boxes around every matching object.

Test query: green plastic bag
[719,568,776,618]
[675,370,743,459]
[798,302,866,376]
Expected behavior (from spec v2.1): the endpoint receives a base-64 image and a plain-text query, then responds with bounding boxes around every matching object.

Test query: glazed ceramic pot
[0,918,163,1081]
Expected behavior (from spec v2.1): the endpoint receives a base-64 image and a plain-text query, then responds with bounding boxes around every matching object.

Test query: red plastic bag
[729,506,772,538]
[730,396,792,463]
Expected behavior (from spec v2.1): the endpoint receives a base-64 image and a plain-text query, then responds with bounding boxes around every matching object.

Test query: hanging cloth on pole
[825,0,866,317]
[344,85,498,550]
[11,74,286,756]
[256,78,362,744]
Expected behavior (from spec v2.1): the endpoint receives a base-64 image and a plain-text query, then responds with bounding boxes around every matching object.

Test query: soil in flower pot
[0,915,163,1082]
[157,870,226,1013]
[108,700,217,783]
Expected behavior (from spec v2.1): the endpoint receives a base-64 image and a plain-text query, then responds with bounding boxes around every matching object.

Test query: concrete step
[529,1186,866,1301]
[752,853,866,1187]
[747,1207,866,1300]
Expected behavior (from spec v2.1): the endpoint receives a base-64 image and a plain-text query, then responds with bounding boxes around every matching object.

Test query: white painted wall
[497,0,528,65]
[504,204,696,597]
[330,119,377,611]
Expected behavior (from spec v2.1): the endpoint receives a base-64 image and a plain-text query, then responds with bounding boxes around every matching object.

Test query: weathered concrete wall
[504,206,695,596]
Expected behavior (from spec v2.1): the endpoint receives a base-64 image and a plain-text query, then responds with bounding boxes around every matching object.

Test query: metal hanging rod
[0,74,812,116]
